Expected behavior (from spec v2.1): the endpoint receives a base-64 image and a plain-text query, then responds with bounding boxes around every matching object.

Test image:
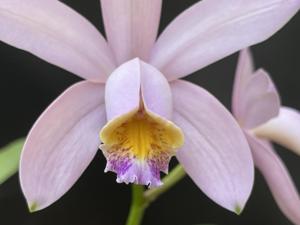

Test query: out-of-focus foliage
[0,138,25,184]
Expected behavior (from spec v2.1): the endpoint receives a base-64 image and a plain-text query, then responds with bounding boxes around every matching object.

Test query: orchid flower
[0,0,299,213]
[232,49,300,225]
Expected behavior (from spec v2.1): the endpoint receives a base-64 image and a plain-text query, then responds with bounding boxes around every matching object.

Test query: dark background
[0,1,299,225]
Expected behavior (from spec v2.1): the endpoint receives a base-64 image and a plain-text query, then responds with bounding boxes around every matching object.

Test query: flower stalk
[125,185,146,225]
[144,164,186,203]
[125,164,186,225]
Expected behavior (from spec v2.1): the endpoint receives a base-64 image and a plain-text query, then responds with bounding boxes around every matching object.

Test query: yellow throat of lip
[99,108,184,161]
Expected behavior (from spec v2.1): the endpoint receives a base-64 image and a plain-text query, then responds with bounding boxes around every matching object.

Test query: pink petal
[171,80,254,213]
[246,133,300,225]
[101,0,162,64]
[253,107,300,155]
[0,0,115,81]
[150,0,300,80]
[104,58,172,121]
[20,81,106,211]
[232,48,254,117]
[232,49,280,129]
[237,69,280,129]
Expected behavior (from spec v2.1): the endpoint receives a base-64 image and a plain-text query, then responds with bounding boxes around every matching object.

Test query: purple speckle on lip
[105,156,132,175]
[99,143,175,188]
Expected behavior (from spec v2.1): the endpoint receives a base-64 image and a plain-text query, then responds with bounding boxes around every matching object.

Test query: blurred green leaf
[0,138,25,184]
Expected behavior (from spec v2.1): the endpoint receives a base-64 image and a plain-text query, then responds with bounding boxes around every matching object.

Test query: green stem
[144,164,186,203]
[125,164,186,225]
[125,185,146,225]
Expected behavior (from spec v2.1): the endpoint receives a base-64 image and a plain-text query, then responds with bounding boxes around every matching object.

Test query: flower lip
[99,100,183,187]
[99,59,184,187]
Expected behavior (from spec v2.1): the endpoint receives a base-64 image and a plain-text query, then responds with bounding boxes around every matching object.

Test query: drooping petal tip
[28,202,38,213]
[234,204,243,215]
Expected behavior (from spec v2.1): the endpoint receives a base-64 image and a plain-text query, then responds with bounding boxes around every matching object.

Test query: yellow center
[100,109,184,161]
